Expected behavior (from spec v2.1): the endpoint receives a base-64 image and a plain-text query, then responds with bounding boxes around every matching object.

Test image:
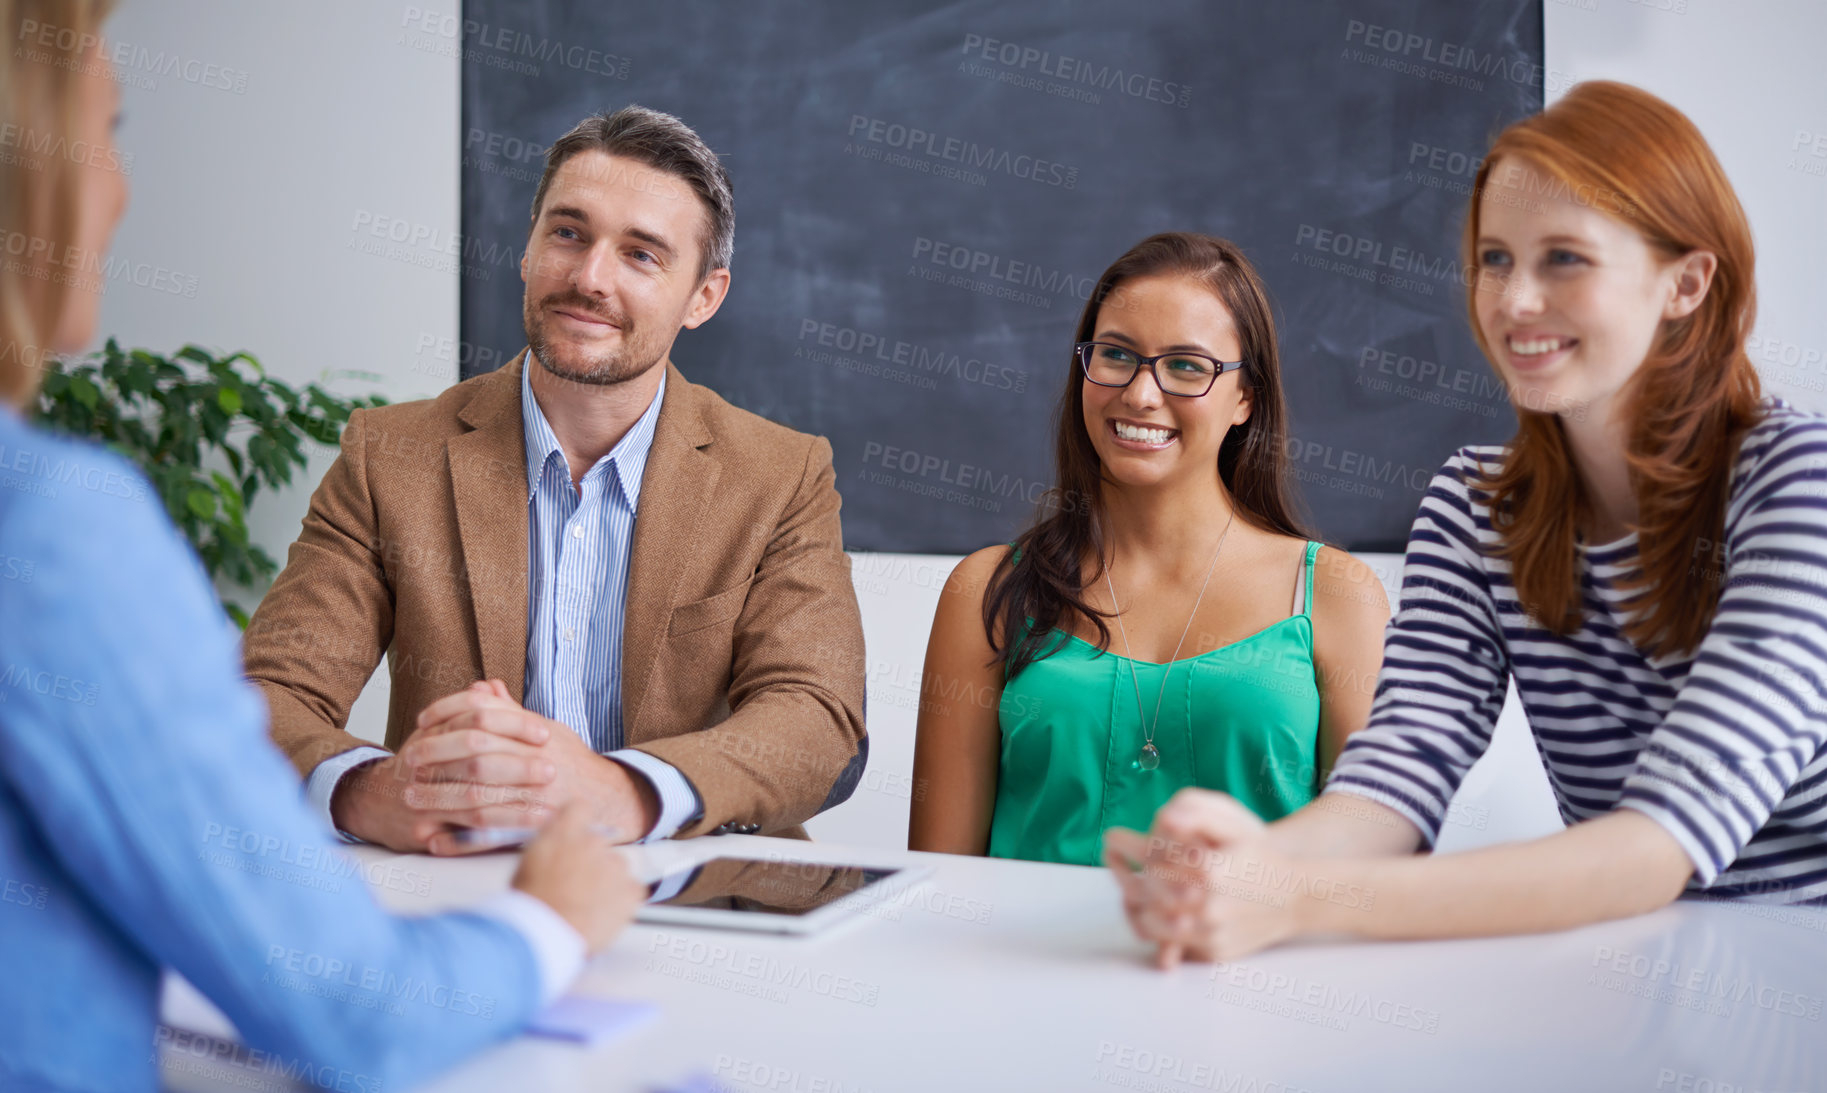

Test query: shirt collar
[519,355,667,510]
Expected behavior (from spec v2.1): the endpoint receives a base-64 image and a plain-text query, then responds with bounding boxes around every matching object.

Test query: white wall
[95,0,464,734]
[89,2,1826,850]
[1546,0,1827,415]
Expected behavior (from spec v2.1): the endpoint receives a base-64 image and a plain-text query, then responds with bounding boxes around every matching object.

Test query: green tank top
[988,540,1324,866]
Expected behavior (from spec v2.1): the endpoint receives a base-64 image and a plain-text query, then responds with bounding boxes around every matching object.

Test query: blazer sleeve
[0,442,541,1089]
[631,435,867,836]
[242,408,398,776]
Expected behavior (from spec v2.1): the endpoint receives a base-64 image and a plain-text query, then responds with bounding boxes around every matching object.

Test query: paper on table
[645,1072,735,1093]
[526,995,658,1046]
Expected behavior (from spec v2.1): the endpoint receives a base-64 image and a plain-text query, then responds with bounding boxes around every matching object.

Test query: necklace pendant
[1135,743,1161,772]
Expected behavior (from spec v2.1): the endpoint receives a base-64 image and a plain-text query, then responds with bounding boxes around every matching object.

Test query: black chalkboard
[459,1,1542,552]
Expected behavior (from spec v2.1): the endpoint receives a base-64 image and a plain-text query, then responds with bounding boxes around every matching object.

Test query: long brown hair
[983,232,1311,677]
[0,0,116,408]
[1466,81,1763,657]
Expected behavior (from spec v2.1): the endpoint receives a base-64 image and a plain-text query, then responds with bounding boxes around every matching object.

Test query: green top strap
[1302,539,1320,618]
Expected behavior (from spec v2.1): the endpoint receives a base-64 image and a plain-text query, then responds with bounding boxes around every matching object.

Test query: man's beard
[523,291,658,386]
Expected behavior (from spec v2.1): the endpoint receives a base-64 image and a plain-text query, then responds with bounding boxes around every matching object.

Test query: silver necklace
[1103,511,1235,772]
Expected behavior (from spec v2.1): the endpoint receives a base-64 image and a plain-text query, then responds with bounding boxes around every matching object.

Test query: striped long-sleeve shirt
[1327,399,1827,905]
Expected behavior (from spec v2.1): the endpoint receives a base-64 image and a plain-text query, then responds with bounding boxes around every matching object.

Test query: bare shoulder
[923,544,1018,662]
[1310,545,1391,619]
[944,544,1016,609]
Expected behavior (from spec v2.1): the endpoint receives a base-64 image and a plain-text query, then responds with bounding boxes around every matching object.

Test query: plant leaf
[70,373,100,410]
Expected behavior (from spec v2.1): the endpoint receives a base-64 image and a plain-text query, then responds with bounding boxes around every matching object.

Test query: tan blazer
[242,354,867,839]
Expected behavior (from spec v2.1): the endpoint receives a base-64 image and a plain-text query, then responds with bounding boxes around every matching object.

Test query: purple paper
[525,995,658,1046]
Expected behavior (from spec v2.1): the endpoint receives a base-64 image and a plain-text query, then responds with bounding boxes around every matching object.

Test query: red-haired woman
[1108,82,1827,962]
[909,232,1390,865]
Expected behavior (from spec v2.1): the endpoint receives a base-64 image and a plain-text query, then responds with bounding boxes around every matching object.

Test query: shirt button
[570,525,584,539]
[565,627,576,642]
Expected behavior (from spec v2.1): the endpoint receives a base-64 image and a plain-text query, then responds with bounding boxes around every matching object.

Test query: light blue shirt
[518,362,702,836]
[0,404,580,1092]
[308,361,702,841]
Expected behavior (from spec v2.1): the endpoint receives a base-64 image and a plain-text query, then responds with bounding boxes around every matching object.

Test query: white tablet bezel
[635,856,934,935]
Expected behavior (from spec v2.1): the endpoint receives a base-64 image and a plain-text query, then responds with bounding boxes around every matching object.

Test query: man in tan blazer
[243,106,865,853]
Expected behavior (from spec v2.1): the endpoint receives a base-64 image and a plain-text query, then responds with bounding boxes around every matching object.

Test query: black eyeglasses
[1075,341,1243,398]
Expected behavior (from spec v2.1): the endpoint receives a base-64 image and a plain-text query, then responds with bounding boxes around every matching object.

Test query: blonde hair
[0,0,117,407]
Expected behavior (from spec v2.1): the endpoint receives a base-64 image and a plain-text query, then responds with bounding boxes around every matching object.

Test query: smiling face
[1472,156,1707,422]
[519,150,727,385]
[1080,273,1252,491]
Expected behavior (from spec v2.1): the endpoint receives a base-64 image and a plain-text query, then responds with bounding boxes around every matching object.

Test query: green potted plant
[35,338,386,627]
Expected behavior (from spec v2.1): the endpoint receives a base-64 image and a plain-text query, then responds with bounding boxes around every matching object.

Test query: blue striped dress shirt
[518,362,702,837]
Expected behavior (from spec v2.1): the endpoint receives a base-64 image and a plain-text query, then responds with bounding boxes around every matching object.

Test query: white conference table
[159,835,1827,1093]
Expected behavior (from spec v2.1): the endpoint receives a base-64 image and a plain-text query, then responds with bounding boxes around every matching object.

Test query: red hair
[1465,81,1763,657]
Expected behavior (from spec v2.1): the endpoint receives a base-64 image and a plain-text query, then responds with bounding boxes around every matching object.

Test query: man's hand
[330,680,659,855]
[1103,789,1306,968]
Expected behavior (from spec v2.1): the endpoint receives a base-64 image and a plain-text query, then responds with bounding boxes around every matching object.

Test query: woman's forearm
[1263,793,1425,860]
[1295,811,1694,940]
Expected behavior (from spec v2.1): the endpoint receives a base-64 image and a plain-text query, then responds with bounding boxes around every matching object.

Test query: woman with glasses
[1109,83,1827,966]
[908,232,1391,865]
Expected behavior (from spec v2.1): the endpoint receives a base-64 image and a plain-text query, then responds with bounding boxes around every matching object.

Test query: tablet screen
[650,857,902,917]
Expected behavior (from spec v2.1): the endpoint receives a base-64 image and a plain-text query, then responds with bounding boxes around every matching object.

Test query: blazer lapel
[621,362,718,743]
[448,353,531,700]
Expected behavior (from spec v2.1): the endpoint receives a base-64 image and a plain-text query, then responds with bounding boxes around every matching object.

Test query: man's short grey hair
[529,104,734,280]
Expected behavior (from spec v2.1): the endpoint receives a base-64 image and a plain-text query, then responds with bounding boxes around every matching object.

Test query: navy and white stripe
[521,362,702,838]
[1327,399,1827,905]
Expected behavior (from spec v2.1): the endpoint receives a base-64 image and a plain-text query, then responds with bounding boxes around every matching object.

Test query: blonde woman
[0,4,641,1090]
